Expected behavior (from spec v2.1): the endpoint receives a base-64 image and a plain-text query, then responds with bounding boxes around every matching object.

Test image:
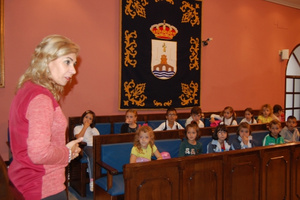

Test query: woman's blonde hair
[133,126,155,154]
[17,35,80,101]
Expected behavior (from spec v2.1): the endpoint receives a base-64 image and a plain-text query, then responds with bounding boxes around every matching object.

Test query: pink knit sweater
[8,81,69,199]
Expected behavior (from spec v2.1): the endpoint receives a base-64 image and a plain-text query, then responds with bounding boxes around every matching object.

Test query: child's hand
[83,120,91,128]
[241,135,249,145]
[210,117,215,123]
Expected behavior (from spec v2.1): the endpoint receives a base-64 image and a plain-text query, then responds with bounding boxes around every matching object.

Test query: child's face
[191,113,201,122]
[239,127,250,138]
[186,127,197,142]
[126,112,137,125]
[269,124,281,138]
[139,131,150,149]
[286,119,297,131]
[277,110,283,116]
[263,107,270,118]
[245,111,253,121]
[166,111,177,123]
[217,131,227,141]
[83,113,93,125]
[223,109,232,119]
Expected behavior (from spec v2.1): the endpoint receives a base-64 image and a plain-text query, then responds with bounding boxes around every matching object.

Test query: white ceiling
[265,0,300,9]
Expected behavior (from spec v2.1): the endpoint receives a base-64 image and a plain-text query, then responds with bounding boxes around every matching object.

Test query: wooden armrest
[96,161,118,175]
[96,161,118,190]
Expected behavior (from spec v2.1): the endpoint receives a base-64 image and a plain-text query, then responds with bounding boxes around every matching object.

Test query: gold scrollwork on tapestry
[189,37,199,70]
[123,79,147,106]
[153,100,173,107]
[153,100,163,107]
[124,30,137,68]
[125,0,148,19]
[180,1,200,27]
[163,100,172,107]
[154,0,174,5]
[179,81,198,106]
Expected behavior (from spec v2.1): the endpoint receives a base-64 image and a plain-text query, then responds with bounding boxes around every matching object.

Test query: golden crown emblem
[150,20,178,40]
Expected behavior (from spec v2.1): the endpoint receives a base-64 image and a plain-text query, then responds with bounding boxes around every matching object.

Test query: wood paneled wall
[123,142,300,200]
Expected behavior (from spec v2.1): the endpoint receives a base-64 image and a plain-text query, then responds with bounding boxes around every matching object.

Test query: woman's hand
[66,137,83,160]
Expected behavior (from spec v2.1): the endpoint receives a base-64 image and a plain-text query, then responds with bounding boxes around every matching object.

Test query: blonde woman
[9,35,83,200]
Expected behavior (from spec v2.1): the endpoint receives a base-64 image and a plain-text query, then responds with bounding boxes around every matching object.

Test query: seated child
[74,110,100,192]
[207,124,231,153]
[130,126,162,163]
[240,107,257,124]
[257,104,274,124]
[280,115,299,142]
[273,104,284,122]
[231,122,257,150]
[185,106,205,128]
[154,107,184,131]
[179,122,202,157]
[262,119,284,146]
[121,109,138,133]
[210,106,237,126]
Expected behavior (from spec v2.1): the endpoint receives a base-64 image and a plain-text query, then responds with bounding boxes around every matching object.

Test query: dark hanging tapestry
[120,0,202,109]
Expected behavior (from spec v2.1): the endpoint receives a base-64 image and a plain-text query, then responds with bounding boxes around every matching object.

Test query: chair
[177,119,186,127]
[0,155,24,200]
[95,123,111,135]
[147,120,165,130]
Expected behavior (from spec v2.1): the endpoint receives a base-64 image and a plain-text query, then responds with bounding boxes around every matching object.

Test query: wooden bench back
[123,142,300,200]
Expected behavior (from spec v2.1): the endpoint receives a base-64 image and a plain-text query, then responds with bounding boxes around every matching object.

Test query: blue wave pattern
[153,70,175,79]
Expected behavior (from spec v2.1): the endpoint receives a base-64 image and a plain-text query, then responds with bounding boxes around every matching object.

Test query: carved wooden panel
[261,146,291,200]
[223,151,260,200]
[291,144,300,200]
[181,155,223,200]
[124,160,180,200]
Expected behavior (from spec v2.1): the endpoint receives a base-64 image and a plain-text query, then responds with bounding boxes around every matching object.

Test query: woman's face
[48,53,77,86]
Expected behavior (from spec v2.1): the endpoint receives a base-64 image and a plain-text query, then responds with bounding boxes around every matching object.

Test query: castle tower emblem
[150,21,178,80]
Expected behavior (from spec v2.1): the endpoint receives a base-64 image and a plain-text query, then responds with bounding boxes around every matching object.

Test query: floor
[68,184,93,200]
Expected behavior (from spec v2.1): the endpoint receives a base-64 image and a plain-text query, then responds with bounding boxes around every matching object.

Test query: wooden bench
[92,130,185,200]
[123,142,300,200]
[67,112,283,197]
[91,122,296,200]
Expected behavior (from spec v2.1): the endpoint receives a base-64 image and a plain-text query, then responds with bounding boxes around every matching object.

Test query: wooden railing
[123,142,300,200]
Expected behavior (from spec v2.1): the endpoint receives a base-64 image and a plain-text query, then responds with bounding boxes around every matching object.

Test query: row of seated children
[207,116,299,153]
[129,116,299,162]
[73,106,294,189]
[209,104,285,126]
[120,103,285,134]
[119,102,286,136]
